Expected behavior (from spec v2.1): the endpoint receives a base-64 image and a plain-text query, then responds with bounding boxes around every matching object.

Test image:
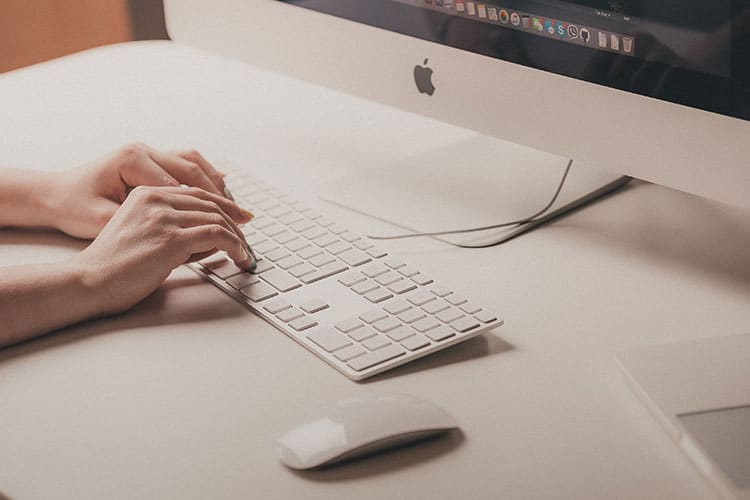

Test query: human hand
[71,185,255,316]
[47,143,231,239]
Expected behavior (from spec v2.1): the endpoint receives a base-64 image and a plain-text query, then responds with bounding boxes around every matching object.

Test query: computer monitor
[164,0,750,209]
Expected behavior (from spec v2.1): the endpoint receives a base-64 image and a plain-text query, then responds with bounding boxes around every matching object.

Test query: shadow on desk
[0,275,246,363]
[291,428,465,482]
[365,331,513,383]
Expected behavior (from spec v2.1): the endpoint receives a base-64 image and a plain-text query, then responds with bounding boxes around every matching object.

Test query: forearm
[0,260,104,348]
[0,168,57,229]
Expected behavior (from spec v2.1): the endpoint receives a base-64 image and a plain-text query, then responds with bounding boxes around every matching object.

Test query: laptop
[618,334,750,499]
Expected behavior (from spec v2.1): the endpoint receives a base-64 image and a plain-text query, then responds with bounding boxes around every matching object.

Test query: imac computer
[164,0,750,245]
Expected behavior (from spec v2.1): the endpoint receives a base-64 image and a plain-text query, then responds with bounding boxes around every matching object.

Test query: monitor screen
[279,0,750,121]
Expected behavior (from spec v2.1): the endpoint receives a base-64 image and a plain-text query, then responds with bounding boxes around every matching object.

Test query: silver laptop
[618,334,750,499]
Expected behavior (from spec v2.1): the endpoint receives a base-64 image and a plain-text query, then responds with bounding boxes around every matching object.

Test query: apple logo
[414,58,435,96]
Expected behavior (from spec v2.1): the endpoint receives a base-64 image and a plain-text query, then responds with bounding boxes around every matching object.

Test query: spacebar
[347,345,405,372]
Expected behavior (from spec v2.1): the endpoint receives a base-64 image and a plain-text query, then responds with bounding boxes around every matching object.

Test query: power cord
[366,159,573,249]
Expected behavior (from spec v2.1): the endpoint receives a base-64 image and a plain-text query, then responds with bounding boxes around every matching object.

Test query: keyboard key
[301,261,348,284]
[262,224,286,237]
[349,327,377,342]
[436,308,464,323]
[317,217,335,227]
[353,239,375,251]
[277,307,305,323]
[335,318,364,333]
[461,303,483,315]
[384,300,411,315]
[412,317,440,333]
[300,299,329,314]
[327,241,352,256]
[426,326,455,342]
[261,268,302,292]
[398,308,426,324]
[339,249,371,267]
[401,335,430,351]
[407,291,436,306]
[308,329,352,353]
[360,309,388,324]
[274,231,298,245]
[340,231,360,242]
[285,238,310,252]
[398,266,419,278]
[254,240,279,254]
[314,233,339,248]
[347,345,405,372]
[263,299,291,314]
[290,316,318,332]
[226,273,260,290]
[363,335,392,351]
[383,257,406,269]
[240,282,278,302]
[276,255,303,270]
[387,326,416,342]
[334,345,366,362]
[288,262,316,278]
[265,247,291,262]
[475,311,498,323]
[451,316,480,332]
[257,199,280,211]
[365,288,394,304]
[446,294,467,306]
[422,300,450,315]
[361,262,389,278]
[302,226,326,240]
[366,247,388,259]
[290,220,315,233]
[375,271,401,286]
[209,260,243,279]
[250,216,275,229]
[388,280,418,295]
[297,246,322,260]
[372,316,401,333]
[352,280,378,295]
[249,259,275,275]
[412,274,434,286]
[329,224,347,235]
[278,212,304,225]
[431,286,452,298]
[309,253,335,268]
[246,233,267,246]
[267,205,291,218]
[338,271,366,287]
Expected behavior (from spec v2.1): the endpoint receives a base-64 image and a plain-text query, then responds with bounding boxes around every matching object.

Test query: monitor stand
[318,135,631,247]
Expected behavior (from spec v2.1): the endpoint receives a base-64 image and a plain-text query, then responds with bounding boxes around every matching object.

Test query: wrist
[64,255,114,319]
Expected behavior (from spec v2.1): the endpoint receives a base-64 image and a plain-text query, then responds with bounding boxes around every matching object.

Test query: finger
[118,146,180,188]
[170,210,247,248]
[187,250,218,263]
[162,193,250,248]
[147,149,224,196]
[158,186,254,223]
[180,225,253,269]
[173,149,226,191]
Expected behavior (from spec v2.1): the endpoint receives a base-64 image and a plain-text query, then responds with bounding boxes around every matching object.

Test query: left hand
[46,143,230,239]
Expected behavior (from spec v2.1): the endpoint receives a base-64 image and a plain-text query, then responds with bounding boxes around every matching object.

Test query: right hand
[71,185,255,316]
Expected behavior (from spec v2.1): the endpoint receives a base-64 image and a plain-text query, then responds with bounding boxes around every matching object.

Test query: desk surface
[1,41,749,500]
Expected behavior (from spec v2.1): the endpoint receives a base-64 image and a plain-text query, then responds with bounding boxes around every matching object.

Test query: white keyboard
[189,172,504,381]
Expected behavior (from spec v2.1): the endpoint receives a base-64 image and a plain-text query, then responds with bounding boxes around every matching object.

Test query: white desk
[1,41,749,500]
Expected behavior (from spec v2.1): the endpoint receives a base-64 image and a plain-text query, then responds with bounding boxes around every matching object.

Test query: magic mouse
[275,393,459,470]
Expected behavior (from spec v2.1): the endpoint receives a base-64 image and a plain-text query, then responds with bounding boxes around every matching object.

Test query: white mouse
[275,393,459,470]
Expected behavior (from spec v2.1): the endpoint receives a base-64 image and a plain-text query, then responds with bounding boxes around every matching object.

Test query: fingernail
[224,187,235,201]
[246,243,259,265]
[240,208,254,220]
